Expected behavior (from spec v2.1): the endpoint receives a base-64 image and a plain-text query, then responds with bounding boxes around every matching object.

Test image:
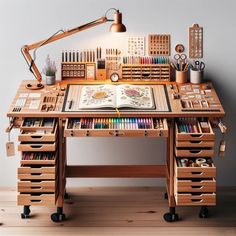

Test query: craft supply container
[175,70,188,84]
[190,69,203,84]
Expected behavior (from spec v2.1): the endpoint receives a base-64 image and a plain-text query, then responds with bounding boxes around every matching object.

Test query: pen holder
[190,69,204,84]
[175,70,188,84]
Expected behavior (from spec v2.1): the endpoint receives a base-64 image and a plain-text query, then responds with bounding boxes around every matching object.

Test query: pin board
[127,36,145,56]
[189,24,203,58]
[148,34,170,56]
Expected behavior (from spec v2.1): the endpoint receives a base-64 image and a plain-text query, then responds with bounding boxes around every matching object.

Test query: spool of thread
[196,158,206,166]
[201,163,209,167]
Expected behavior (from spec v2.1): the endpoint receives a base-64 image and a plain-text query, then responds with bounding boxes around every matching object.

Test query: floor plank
[0,187,236,235]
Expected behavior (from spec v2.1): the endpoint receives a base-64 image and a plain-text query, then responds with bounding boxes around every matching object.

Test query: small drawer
[175,158,216,178]
[18,180,55,192]
[176,140,215,148]
[17,193,55,206]
[20,152,57,165]
[18,142,56,152]
[64,117,168,138]
[175,119,215,141]
[175,148,214,157]
[175,193,216,206]
[21,118,56,132]
[175,178,216,193]
[18,166,55,180]
[18,124,58,142]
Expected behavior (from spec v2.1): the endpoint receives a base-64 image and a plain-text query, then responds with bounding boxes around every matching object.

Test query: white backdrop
[0,0,235,187]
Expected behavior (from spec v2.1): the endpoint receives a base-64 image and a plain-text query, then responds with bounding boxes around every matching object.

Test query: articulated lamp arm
[21,16,108,89]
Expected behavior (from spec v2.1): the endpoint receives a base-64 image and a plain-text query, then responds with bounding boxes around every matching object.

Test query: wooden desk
[7,80,225,222]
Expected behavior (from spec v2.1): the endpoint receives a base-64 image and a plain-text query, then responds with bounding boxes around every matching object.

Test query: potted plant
[43,55,57,85]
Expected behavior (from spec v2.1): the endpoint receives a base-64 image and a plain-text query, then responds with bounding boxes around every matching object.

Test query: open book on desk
[79,84,155,110]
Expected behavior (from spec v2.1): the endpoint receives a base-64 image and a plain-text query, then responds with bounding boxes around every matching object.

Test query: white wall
[0,0,236,187]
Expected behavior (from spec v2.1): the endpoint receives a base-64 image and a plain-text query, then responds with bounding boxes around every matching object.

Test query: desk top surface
[7,80,225,118]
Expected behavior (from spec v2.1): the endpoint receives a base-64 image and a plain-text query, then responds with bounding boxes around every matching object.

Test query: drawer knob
[86,130,90,136]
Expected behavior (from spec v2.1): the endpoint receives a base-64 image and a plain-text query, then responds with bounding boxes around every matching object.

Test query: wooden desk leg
[163,118,179,222]
[51,118,66,222]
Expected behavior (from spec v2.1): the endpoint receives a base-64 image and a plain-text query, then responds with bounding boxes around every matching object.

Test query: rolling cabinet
[174,118,216,219]
[17,118,58,219]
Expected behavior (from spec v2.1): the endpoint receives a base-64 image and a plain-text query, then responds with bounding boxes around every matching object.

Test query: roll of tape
[201,163,209,167]
[196,158,206,165]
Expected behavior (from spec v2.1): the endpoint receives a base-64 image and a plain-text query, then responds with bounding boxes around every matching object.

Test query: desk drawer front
[176,179,216,192]
[175,193,216,206]
[175,118,215,141]
[175,148,214,157]
[18,142,56,152]
[18,180,55,192]
[176,140,214,148]
[17,193,55,206]
[18,166,55,180]
[64,117,168,138]
[175,158,216,178]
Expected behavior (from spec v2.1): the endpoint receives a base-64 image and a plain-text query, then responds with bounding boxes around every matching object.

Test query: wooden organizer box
[64,118,168,138]
[61,62,96,80]
[121,64,170,81]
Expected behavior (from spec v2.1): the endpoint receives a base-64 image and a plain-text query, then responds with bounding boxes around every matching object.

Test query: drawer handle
[31,186,42,189]
[191,199,203,202]
[191,172,203,175]
[30,135,43,139]
[30,199,42,202]
[30,145,42,149]
[31,173,42,176]
[190,134,203,138]
[189,150,201,154]
[191,186,203,189]
[190,141,202,144]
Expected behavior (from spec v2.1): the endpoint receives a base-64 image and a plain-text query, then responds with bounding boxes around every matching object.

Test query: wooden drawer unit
[174,193,216,206]
[20,118,56,132]
[175,158,216,178]
[18,166,55,180]
[18,142,57,152]
[175,119,215,141]
[175,178,216,193]
[18,180,55,193]
[64,117,168,138]
[17,193,55,206]
[175,140,215,148]
[18,124,58,142]
[175,148,214,157]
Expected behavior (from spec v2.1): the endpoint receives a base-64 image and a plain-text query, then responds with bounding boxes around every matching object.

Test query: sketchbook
[78,84,155,110]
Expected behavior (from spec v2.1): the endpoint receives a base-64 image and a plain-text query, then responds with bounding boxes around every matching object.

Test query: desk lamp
[21,8,126,90]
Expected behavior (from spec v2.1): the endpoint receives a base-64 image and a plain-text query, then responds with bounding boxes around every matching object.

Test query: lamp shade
[109,10,126,32]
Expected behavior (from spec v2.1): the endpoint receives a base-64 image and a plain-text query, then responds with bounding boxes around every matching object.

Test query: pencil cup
[175,70,188,84]
[190,69,203,84]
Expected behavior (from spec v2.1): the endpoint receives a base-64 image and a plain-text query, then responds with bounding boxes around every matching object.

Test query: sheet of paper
[29,93,41,98]
[15,98,26,107]
[29,100,40,109]
[19,93,29,98]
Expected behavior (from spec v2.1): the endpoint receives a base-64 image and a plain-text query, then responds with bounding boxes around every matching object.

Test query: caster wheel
[64,192,69,199]
[51,213,66,222]
[21,213,29,219]
[199,207,209,218]
[164,192,168,200]
[163,212,179,222]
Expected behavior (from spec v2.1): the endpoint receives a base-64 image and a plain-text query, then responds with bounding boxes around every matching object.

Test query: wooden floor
[0,187,236,236]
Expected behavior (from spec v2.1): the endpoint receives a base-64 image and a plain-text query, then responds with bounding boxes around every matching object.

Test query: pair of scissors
[194,60,205,71]
[174,53,187,64]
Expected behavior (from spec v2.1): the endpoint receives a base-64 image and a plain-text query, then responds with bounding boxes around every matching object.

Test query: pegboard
[148,34,170,56]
